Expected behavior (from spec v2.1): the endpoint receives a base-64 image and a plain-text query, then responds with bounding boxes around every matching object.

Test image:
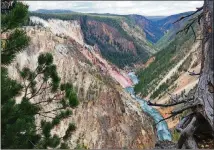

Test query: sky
[24,1,204,16]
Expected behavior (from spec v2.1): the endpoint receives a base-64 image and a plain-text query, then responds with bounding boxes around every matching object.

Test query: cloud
[24,1,204,16]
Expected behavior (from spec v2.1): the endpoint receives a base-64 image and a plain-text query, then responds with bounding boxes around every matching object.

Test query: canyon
[6,9,202,148]
[7,17,157,149]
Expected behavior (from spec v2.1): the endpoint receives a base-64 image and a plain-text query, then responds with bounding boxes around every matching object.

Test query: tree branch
[38,113,55,119]
[176,113,195,132]
[147,97,194,107]
[155,104,197,124]
[173,6,203,24]
[177,116,198,149]
[40,107,65,114]
[188,71,200,76]
[32,92,64,105]
[23,65,45,98]
[28,80,46,100]
[156,114,177,125]
[171,104,197,115]
[176,19,196,35]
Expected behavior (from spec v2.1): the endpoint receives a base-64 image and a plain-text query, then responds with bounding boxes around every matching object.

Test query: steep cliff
[30,13,156,68]
[7,19,156,148]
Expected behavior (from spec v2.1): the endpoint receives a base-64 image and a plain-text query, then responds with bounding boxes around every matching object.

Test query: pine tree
[1,0,30,65]
[1,1,78,148]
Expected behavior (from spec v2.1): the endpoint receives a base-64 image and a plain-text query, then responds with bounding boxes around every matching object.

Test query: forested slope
[134,22,200,98]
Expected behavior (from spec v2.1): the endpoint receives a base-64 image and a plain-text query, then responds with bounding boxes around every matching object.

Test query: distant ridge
[30,10,195,44]
[145,16,167,21]
[32,9,75,14]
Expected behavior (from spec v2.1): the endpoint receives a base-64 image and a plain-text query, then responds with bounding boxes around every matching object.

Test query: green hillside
[134,22,199,97]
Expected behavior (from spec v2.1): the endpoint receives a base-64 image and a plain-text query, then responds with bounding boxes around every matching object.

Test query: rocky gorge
[7,18,157,149]
[3,0,214,148]
[6,7,207,148]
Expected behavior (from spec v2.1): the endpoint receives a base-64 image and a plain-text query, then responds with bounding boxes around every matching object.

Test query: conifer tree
[1,1,78,148]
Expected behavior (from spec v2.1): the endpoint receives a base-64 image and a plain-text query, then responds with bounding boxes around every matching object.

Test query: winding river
[126,72,172,141]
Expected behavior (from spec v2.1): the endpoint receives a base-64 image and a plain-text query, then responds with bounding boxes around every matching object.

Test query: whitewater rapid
[126,72,172,141]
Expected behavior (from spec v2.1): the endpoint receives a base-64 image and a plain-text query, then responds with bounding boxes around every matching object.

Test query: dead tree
[148,0,214,148]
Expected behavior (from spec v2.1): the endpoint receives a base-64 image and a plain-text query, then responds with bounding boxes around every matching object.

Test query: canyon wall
[7,18,157,149]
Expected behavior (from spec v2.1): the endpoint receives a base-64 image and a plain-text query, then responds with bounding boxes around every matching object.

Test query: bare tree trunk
[194,0,213,130]
[178,0,214,148]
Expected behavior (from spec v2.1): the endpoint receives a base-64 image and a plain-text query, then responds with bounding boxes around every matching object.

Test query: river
[126,72,172,141]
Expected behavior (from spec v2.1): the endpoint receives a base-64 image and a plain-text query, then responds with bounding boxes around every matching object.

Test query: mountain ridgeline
[30,10,193,69]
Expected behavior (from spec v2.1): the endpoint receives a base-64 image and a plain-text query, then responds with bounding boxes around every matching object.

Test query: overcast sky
[24,1,203,16]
